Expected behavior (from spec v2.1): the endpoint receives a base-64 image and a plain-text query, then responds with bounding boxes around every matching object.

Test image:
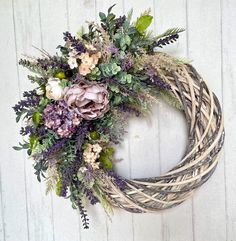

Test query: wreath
[13,5,224,229]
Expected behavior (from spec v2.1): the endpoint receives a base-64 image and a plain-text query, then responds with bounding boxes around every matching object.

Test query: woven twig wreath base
[101,63,225,213]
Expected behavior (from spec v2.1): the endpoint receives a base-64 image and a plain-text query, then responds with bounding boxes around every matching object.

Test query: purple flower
[115,15,126,28]
[83,188,99,205]
[13,90,40,115]
[107,170,126,191]
[108,46,119,55]
[43,138,66,159]
[121,57,134,72]
[63,31,86,55]
[43,101,82,138]
[146,67,171,90]
[150,75,171,90]
[60,153,83,197]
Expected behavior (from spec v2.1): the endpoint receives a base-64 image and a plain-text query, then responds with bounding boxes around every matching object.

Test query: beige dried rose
[64,82,109,120]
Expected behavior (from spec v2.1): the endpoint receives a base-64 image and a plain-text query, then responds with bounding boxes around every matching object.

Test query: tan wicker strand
[102,63,225,213]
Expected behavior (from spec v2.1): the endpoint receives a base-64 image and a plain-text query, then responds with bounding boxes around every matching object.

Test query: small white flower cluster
[83,143,102,169]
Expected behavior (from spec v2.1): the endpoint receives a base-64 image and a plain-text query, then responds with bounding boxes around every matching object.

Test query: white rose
[46,78,64,100]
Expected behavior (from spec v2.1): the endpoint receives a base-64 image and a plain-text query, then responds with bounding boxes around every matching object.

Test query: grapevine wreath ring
[13,6,224,228]
[103,64,225,212]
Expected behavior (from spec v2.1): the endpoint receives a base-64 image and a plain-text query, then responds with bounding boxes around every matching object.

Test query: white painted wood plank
[40,0,84,241]
[0,165,5,241]
[222,0,236,240]
[68,0,96,34]
[0,1,29,241]
[12,1,56,240]
[39,1,81,240]
[154,1,194,241]
[187,1,227,241]
[123,2,162,241]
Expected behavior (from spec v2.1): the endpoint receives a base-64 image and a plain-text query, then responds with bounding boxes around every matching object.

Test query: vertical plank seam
[185,1,196,241]
[185,1,195,241]
[11,0,30,240]
[220,0,229,240]
[38,0,44,49]
[38,1,56,239]
[122,1,135,238]
[153,0,164,240]
[50,195,55,241]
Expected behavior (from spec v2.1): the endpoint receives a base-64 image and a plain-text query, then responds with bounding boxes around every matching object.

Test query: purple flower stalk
[63,31,86,55]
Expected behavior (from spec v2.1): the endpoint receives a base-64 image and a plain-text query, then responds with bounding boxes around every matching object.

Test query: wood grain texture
[222,1,236,240]
[0,0,234,241]
[187,1,227,241]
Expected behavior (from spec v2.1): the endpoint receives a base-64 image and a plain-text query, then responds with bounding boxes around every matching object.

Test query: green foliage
[59,79,70,88]
[99,154,113,170]
[117,72,132,84]
[159,89,183,110]
[33,130,59,156]
[32,111,41,126]
[34,159,48,182]
[114,33,131,50]
[13,141,29,151]
[88,67,101,80]
[29,134,39,150]
[135,15,153,33]
[99,63,121,77]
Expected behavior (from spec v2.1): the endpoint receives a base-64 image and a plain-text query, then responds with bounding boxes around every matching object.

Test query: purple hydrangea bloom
[43,101,82,138]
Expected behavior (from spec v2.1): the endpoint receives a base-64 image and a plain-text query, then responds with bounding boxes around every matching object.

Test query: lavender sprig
[77,199,89,229]
[63,31,86,55]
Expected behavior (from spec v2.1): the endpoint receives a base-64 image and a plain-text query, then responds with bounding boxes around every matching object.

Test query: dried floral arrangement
[13,5,224,229]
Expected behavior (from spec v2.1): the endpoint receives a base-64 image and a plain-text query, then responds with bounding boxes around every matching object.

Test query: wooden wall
[0,0,235,240]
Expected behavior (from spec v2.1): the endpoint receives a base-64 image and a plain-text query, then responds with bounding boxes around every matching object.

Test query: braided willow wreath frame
[13,5,224,228]
[103,64,225,212]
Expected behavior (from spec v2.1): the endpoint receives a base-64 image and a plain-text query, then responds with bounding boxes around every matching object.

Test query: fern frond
[127,8,133,22]
[156,28,185,39]
[45,166,60,195]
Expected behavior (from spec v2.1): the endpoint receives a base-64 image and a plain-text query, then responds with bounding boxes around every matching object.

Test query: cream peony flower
[46,78,64,100]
